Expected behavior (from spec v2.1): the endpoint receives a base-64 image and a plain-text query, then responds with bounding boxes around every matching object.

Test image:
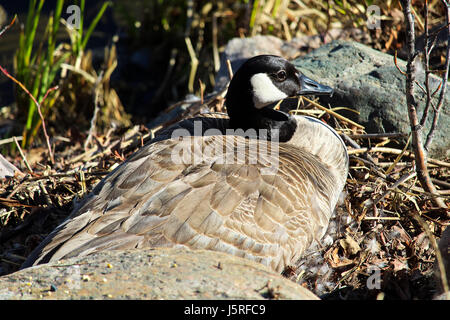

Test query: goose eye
[276,70,287,81]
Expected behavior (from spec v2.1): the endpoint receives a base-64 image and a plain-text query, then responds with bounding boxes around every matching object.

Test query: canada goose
[22,55,348,273]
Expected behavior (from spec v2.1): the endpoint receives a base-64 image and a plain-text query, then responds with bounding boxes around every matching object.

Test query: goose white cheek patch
[250,73,288,109]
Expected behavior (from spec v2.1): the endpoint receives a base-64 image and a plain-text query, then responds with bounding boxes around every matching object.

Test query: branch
[420,0,433,127]
[400,0,447,209]
[0,15,58,165]
[0,64,58,165]
[0,14,16,38]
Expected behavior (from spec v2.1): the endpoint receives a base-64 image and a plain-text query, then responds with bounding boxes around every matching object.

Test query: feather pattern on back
[22,113,348,273]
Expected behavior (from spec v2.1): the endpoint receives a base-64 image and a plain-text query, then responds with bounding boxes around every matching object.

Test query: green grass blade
[24,0,44,68]
[17,0,36,78]
[48,0,65,61]
[76,0,85,55]
[81,1,111,51]
[272,0,281,18]
[40,1,64,101]
[249,0,259,29]
[47,52,70,89]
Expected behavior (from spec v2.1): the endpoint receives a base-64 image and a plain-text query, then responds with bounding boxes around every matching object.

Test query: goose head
[225,55,333,142]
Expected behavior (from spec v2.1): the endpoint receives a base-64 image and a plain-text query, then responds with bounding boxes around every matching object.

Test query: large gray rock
[0,247,318,300]
[293,40,449,159]
[214,30,367,92]
[214,35,285,91]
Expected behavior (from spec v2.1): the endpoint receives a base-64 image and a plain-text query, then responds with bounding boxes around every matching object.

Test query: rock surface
[214,30,367,92]
[0,247,318,300]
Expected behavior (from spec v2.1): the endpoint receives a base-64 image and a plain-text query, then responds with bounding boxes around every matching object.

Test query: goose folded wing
[23,135,337,272]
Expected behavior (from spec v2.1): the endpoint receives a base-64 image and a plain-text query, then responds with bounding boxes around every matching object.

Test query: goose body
[22,55,348,272]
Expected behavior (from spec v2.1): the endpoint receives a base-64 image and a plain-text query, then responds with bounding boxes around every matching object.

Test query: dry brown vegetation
[0,0,449,299]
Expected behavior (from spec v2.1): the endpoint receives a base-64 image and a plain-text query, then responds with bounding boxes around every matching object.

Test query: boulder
[214,30,367,92]
[0,247,318,300]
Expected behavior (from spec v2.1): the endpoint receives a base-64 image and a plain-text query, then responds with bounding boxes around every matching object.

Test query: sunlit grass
[14,0,111,148]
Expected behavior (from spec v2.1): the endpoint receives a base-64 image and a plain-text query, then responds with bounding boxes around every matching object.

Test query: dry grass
[0,89,448,299]
[0,0,449,299]
[290,96,449,299]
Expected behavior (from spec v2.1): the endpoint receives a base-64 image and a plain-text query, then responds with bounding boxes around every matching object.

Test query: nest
[0,90,448,300]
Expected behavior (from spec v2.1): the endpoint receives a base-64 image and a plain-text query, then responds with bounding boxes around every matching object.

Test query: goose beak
[297,74,333,96]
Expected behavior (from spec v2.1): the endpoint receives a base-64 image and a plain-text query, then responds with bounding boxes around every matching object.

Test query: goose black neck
[228,103,297,143]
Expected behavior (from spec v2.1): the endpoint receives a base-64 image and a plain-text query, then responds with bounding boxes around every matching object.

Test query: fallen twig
[0,64,58,164]
[60,63,96,83]
[386,134,411,175]
[13,137,33,173]
[0,136,23,146]
[0,14,16,38]
[226,59,233,80]
[364,172,417,208]
[300,96,365,129]
[348,146,450,168]
[363,216,401,221]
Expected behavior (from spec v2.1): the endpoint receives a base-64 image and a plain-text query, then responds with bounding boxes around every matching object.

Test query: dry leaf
[389,225,411,245]
[413,232,430,253]
[340,234,361,256]
[325,247,354,268]
[392,258,409,272]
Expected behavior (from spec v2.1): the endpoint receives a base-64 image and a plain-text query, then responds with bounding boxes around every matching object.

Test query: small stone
[340,234,361,256]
